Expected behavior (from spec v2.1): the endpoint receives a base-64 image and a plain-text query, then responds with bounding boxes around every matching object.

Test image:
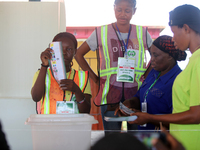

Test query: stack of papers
[104,115,137,122]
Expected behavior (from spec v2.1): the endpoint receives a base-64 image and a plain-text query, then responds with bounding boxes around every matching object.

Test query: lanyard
[144,72,161,102]
[67,69,72,79]
[63,69,72,101]
[115,23,131,56]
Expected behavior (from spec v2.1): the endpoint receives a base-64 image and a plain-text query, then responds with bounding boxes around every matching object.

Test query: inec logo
[128,50,136,57]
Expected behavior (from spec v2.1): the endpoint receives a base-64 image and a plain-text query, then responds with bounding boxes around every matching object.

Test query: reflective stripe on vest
[78,71,87,92]
[100,25,110,105]
[43,69,51,114]
[41,69,88,114]
[135,26,146,88]
[99,25,146,104]
[100,67,118,76]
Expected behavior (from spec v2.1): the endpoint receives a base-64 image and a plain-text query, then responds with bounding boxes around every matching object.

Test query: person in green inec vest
[75,0,153,135]
[31,32,91,114]
[127,4,200,150]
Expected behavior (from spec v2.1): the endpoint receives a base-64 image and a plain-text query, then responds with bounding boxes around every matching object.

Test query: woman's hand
[114,100,134,116]
[58,79,91,113]
[31,48,54,102]
[115,98,141,116]
[40,48,53,66]
[128,112,150,125]
[58,79,78,93]
[152,128,186,150]
[115,106,128,117]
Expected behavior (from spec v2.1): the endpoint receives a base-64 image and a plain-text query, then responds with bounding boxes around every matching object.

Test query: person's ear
[169,55,173,60]
[183,24,191,34]
[168,55,175,63]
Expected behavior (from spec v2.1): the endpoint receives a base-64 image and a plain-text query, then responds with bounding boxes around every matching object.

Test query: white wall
[0,2,66,150]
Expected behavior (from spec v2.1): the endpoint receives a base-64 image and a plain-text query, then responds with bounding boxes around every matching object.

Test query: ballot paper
[49,42,66,81]
[119,102,135,115]
[104,115,137,122]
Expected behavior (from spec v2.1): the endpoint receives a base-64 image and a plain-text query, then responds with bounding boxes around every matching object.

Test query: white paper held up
[49,42,66,81]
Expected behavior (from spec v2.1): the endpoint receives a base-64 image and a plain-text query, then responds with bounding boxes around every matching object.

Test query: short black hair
[90,132,148,150]
[114,0,136,8]
[169,4,200,34]
[52,32,77,49]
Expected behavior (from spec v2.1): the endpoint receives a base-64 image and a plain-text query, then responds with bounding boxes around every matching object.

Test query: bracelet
[76,97,85,104]
[41,64,49,68]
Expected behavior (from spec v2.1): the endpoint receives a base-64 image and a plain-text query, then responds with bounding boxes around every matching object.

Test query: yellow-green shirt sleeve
[83,78,91,95]
[32,70,40,87]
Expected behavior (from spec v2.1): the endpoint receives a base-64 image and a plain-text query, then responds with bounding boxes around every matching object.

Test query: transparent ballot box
[25,114,98,150]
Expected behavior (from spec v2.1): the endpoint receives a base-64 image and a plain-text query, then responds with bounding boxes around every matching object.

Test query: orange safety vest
[94,24,148,106]
[36,68,89,114]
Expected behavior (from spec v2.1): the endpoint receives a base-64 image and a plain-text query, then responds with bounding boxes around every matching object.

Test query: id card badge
[141,101,147,127]
[56,101,75,114]
[117,57,135,83]
[127,49,138,68]
[142,102,147,113]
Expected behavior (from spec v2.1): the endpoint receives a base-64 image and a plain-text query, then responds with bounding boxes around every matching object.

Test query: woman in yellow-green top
[128,4,200,150]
